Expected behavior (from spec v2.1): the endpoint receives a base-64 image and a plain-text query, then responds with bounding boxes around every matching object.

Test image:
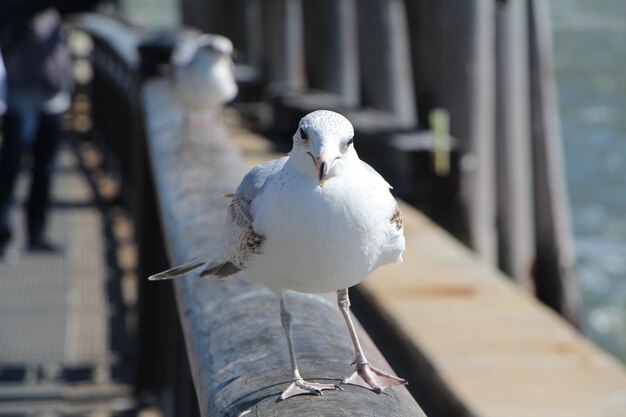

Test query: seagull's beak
[314,157,328,187]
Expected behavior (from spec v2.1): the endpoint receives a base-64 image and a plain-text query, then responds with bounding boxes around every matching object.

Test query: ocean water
[550,0,626,362]
[119,0,180,29]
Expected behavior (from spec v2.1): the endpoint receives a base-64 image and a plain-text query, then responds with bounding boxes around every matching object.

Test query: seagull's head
[291,110,355,187]
[172,34,235,67]
[170,34,238,109]
[197,34,235,62]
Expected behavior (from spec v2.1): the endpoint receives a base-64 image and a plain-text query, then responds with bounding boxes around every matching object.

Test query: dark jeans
[0,110,61,246]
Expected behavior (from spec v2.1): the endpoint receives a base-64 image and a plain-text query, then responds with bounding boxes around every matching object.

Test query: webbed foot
[278,379,341,401]
[342,363,407,394]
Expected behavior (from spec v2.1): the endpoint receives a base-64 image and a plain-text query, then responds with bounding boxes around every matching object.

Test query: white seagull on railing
[170,34,238,113]
[150,110,406,400]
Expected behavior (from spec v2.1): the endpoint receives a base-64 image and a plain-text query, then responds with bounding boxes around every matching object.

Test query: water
[550,0,626,362]
[119,0,180,30]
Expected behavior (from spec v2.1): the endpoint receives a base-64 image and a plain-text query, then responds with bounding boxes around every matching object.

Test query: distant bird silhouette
[170,34,238,114]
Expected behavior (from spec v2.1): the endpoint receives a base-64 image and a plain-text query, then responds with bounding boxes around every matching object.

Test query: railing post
[261,0,305,90]
[303,0,360,107]
[495,0,535,288]
[406,0,497,264]
[356,0,417,127]
[528,0,579,323]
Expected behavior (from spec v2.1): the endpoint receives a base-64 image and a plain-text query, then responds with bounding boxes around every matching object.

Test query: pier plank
[360,202,626,417]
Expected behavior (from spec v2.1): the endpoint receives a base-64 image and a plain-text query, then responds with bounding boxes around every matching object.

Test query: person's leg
[0,111,28,252]
[27,112,61,247]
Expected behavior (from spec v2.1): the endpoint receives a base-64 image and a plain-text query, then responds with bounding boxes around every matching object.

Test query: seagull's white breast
[245,159,404,294]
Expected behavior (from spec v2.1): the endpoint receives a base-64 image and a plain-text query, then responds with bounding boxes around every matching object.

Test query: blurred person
[0,1,98,257]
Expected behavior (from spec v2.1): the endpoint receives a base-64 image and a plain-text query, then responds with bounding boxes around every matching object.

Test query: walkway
[0,140,135,416]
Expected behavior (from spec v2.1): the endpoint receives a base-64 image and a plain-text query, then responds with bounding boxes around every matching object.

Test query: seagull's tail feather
[148,244,232,281]
[148,257,207,281]
[199,261,240,278]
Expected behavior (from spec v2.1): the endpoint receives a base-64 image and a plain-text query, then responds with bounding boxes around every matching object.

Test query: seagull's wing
[390,204,403,231]
[202,156,289,276]
[171,38,199,67]
[236,156,288,201]
[359,160,404,232]
[360,160,392,189]
[150,156,288,281]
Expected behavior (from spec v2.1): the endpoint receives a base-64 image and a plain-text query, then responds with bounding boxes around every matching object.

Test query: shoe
[26,239,64,254]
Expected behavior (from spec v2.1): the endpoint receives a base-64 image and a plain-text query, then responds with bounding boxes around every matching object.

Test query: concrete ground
[0,141,135,416]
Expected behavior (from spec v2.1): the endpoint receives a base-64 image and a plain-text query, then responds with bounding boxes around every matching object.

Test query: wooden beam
[303,0,360,107]
[527,0,580,322]
[404,0,497,265]
[357,0,417,128]
[495,0,535,288]
[261,0,305,89]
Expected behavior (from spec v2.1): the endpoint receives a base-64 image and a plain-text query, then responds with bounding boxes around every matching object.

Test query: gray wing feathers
[236,157,287,200]
[224,158,284,268]
[360,160,392,189]
[226,195,265,268]
[148,158,283,282]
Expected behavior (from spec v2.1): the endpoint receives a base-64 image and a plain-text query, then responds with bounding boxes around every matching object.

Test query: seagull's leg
[278,295,339,401]
[337,288,407,393]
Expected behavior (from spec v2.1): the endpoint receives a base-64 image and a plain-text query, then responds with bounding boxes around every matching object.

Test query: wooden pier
[10,1,617,416]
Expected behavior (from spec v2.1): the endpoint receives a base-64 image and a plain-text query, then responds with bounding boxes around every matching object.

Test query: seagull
[150,110,407,400]
[170,34,238,114]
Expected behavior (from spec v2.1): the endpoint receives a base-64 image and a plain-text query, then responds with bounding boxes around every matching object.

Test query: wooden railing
[78,0,587,414]
[79,13,425,417]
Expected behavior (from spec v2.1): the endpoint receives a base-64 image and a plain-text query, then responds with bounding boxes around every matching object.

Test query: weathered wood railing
[79,13,425,417]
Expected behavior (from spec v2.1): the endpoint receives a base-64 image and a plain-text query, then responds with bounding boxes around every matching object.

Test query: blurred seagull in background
[170,34,238,114]
[150,110,407,401]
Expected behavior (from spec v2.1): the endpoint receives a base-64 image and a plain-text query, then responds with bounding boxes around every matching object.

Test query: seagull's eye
[347,138,354,147]
[299,127,308,141]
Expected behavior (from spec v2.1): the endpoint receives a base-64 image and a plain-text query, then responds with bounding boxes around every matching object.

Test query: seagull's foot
[278,378,341,401]
[342,362,407,394]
